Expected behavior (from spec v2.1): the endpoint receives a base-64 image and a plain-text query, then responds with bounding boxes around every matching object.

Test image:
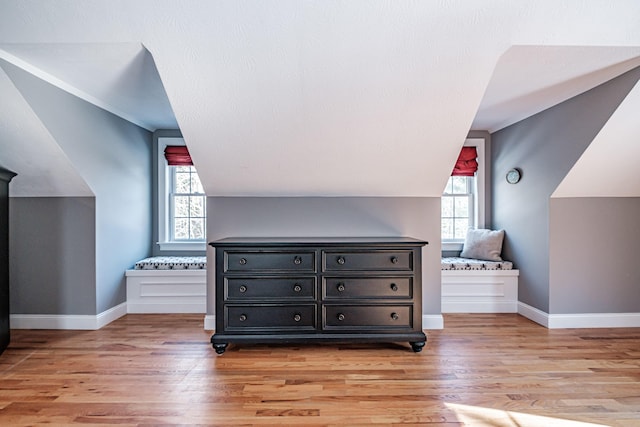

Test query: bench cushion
[441,257,513,270]
[134,256,207,270]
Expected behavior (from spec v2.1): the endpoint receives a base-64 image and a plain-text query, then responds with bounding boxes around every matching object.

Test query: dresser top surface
[209,237,428,247]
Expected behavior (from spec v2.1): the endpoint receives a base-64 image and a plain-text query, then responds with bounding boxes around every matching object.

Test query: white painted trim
[518,302,640,329]
[443,300,518,313]
[10,303,127,330]
[127,302,205,314]
[548,312,640,329]
[204,314,215,330]
[518,302,551,327]
[423,314,444,330]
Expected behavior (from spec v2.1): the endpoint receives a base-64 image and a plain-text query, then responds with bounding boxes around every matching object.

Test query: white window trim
[157,137,206,251]
[442,137,485,252]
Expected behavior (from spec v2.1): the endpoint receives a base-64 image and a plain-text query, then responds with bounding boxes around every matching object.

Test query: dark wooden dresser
[209,237,427,354]
[0,167,16,355]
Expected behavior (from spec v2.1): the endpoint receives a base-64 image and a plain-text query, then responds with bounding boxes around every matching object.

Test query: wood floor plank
[0,313,638,426]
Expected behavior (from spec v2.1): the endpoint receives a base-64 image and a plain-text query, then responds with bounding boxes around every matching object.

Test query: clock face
[506,168,521,184]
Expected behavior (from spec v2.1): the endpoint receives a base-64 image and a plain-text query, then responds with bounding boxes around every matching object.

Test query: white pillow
[460,229,505,261]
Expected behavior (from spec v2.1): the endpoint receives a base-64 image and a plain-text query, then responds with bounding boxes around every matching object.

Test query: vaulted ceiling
[1,1,639,197]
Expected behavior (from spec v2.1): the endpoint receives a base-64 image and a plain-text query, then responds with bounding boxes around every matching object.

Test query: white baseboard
[423,314,444,330]
[10,302,127,330]
[518,302,640,329]
[204,314,215,331]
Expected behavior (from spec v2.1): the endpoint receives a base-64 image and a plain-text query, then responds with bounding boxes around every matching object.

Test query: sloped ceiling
[1,1,639,197]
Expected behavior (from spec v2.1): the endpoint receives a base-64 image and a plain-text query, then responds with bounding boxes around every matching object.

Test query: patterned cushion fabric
[134,256,207,270]
[441,257,513,270]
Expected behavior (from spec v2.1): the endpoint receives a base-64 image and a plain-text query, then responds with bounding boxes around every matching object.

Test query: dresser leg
[213,343,228,354]
[410,341,425,353]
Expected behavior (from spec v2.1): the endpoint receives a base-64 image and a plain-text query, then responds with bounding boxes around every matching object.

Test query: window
[169,165,206,241]
[157,137,206,251]
[442,175,474,240]
[442,138,485,250]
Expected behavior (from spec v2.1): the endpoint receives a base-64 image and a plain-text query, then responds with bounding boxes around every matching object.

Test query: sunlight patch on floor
[446,403,610,427]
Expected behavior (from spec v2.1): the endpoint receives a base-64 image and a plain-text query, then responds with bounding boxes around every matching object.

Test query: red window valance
[164,145,193,166]
[451,146,478,176]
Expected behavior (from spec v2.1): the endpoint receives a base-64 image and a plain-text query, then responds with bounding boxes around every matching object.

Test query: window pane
[441,218,454,240]
[175,172,191,193]
[190,219,205,240]
[441,197,453,217]
[454,219,469,240]
[191,174,204,194]
[451,176,468,194]
[175,166,191,173]
[174,218,189,240]
[454,196,469,217]
[190,196,205,217]
[174,196,190,217]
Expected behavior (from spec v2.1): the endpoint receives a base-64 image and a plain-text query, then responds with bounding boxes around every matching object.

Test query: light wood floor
[1,314,639,426]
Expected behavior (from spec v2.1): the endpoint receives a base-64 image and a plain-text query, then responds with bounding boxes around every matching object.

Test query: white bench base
[125,269,206,313]
[442,269,519,313]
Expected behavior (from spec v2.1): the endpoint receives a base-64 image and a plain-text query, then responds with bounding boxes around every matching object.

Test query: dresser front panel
[211,238,427,353]
[225,277,316,301]
[225,251,316,273]
[323,305,413,329]
[323,277,412,299]
[225,304,317,331]
[323,250,413,272]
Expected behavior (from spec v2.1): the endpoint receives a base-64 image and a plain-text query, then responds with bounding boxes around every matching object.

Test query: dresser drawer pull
[337,313,345,321]
[239,285,247,293]
[390,283,398,292]
[239,314,247,322]
[293,284,302,292]
[336,283,345,292]
[391,256,398,264]
[293,314,302,322]
[239,258,247,265]
[391,312,399,321]
[337,256,346,265]
[293,256,302,265]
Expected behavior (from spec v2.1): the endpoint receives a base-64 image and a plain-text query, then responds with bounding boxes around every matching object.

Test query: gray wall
[10,198,96,315]
[492,66,640,313]
[549,197,640,314]
[206,197,441,315]
[5,63,152,315]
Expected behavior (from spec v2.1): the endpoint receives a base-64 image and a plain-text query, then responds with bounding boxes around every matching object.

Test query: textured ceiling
[1,1,639,197]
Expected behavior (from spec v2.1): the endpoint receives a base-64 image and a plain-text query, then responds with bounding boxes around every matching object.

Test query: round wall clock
[506,168,521,184]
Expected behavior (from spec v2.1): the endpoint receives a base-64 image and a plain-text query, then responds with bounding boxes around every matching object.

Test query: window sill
[442,241,463,252]
[158,241,207,251]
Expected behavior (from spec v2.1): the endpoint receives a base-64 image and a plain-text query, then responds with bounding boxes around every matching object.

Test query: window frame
[442,137,486,252]
[157,137,206,251]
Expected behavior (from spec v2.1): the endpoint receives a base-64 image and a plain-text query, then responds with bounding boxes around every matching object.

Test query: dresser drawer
[225,277,315,301]
[225,251,316,272]
[323,250,413,272]
[225,305,317,330]
[323,305,413,329]
[323,277,412,299]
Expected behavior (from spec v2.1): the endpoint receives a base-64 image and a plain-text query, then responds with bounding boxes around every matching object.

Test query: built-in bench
[441,257,519,313]
[125,256,207,313]
[125,255,519,315]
